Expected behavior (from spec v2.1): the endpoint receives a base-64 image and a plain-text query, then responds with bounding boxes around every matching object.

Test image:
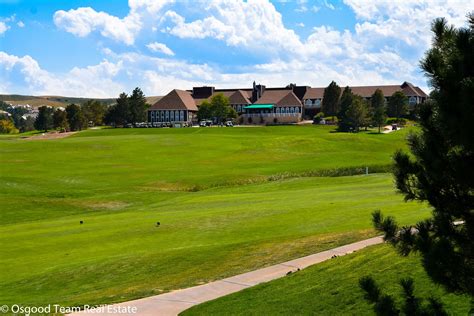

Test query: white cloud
[8,0,471,97]
[0,22,9,35]
[53,0,174,45]
[164,0,304,54]
[344,0,472,48]
[0,51,124,97]
[322,0,335,10]
[146,42,175,56]
[17,21,25,28]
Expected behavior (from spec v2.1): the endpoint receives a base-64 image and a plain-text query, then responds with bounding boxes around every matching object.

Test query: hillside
[0,125,432,307]
[0,94,161,107]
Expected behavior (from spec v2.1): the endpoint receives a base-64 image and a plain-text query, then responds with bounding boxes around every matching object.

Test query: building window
[315,99,321,107]
[409,96,417,105]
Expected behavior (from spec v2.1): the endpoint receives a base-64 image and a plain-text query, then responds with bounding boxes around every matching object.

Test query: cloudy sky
[0,0,472,98]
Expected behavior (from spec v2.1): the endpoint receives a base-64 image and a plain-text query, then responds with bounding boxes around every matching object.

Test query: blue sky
[0,0,472,97]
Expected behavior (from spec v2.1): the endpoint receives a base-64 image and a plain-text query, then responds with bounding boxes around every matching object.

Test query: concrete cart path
[71,236,383,316]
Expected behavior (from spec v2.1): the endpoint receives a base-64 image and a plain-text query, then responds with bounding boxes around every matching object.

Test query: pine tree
[53,108,69,131]
[82,100,107,126]
[344,95,368,132]
[66,104,87,131]
[337,86,353,132]
[388,91,408,121]
[322,81,341,118]
[34,106,54,132]
[371,89,387,133]
[129,87,148,124]
[361,15,474,309]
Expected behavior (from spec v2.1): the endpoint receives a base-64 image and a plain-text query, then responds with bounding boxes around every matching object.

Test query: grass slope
[183,244,471,315]
[0,126,429,307]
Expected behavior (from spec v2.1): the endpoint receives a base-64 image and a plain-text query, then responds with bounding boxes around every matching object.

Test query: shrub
[386,117,407,126]
[0,119,19,134]
[313,112,324,124]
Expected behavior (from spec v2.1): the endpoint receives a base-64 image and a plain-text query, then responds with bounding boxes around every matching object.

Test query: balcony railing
[242,113,301,117]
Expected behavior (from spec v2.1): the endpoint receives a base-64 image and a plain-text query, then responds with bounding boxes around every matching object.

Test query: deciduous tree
[82,100,107,126]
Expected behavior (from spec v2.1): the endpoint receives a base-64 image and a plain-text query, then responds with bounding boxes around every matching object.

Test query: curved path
[71,236,383,316]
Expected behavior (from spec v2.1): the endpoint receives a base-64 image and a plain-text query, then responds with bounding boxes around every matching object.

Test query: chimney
[192,86,215,99]
[252,82,266,102]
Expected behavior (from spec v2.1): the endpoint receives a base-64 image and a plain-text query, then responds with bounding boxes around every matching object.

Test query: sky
[0,0,472,98]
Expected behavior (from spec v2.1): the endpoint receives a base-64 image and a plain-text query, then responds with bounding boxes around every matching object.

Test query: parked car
[225,121,234,127]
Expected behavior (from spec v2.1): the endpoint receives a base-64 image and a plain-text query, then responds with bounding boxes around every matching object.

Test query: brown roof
[303,87,325,99]
[276,91,302,106]
[254,90,301,107]
[194,91,235,106]
[149,89,197,111]
[303,83,427,99]
[414,86,428,98]
[229,90,251,104]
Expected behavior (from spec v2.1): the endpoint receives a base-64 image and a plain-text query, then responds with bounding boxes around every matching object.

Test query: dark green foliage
[322,81,341,116]
[53,109,69,131]
[341,95,369,132]
[359,276,447,316]
[66,104,87,131]
[338,87,352,119]
[34,106,54,132]
[313,112,324,124]
[372,15,474,298]
[104,88,149,126]
[371,89,387,133]
[388,91,408,121]
[197,101,212,121]
[337,87,352,131]
[128,87,149,124]
[105,93,129,126]
[17,116,35,132]
[197,93,235,123]
[82,100,107,126]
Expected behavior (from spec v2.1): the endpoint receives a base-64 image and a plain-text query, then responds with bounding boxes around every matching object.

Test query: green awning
[244,104,274,109]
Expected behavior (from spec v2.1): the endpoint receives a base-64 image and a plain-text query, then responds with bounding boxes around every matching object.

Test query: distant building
[147,89,198,124]
[147,81,428,124]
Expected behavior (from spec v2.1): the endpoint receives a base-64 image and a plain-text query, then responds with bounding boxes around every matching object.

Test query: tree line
[1,87,150,133]
[320,81,409,133]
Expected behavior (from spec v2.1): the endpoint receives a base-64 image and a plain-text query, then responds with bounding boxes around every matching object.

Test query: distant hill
[0,94,162,108]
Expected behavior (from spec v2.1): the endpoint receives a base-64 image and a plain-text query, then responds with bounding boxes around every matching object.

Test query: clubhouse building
[148,81,428,125]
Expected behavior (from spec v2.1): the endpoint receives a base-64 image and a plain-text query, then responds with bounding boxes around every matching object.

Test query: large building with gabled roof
[147,81,428,125]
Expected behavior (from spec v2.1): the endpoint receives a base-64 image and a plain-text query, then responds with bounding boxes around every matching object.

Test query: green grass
[0,125,430,308]
[183,244,471,315]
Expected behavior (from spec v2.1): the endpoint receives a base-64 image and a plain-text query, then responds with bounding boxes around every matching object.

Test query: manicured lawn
[183,244,471,315]
[0,126,430,308]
